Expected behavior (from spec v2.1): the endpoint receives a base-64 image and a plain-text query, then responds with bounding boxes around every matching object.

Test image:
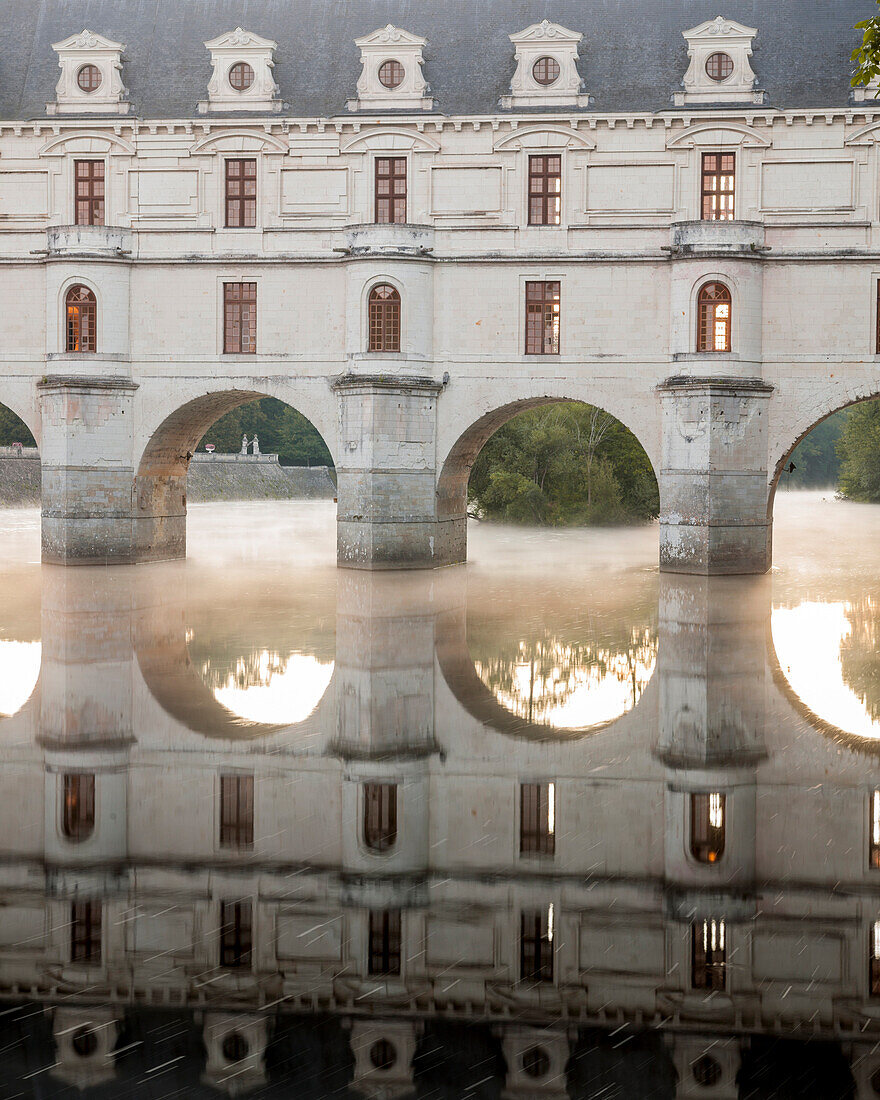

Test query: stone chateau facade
[0,3,878,572]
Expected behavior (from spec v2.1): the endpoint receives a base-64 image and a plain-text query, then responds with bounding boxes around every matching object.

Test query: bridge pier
[658,377,774,576]
[38,375,139,565]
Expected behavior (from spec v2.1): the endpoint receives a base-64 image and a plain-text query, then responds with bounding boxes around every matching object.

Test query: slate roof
[0,0,875,119]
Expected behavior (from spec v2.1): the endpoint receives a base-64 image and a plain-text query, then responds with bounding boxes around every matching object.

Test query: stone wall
[0,449,336,507]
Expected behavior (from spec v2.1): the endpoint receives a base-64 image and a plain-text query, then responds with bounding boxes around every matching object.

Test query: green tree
[838,399,880,501]
[0,406,35,447]
[784,410,849,488]
[468,402,658,526]
[197,397,332,467]
[852,3,880,91]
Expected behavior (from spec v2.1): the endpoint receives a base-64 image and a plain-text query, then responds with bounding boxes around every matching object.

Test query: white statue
[252,434,260,455]
[240,434,249,454]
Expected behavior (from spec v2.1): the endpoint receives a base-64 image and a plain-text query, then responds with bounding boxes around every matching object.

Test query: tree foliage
[467,403,659,526]
[0,406,35,447]
[197,397,332,467]
[852,3,880,91]
[838,399,880,501]
[784,410,849,488]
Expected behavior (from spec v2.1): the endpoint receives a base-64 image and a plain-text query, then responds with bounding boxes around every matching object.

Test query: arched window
[66,285,97,352]
[62,773,95,841]
[363,782,397,852]
[690,792,725,863]
[697,282,731,352]
[368,284,400,352]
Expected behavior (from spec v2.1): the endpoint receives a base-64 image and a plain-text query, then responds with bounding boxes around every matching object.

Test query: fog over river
[0,493,877,1097]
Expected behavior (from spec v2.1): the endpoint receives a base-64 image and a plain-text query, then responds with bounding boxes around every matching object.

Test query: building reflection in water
[0,538,879,1096]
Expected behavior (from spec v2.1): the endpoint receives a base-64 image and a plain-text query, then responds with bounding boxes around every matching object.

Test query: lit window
[520,782,555,857]
[532,57,560,86]
[62,774,95,842]
[219,900,252,968]
[528,155,562,226]
[76,64,102,93]
[219,775,254,849]
[74,160,105,226]
[520,905,554,982]
[701,152,735,221]
[375,158,407,224]
[697,282,731,352]
[705,52,734,82]
[71,901,102,964]
[691,919,726,990]
[363,783,398,852]
[229,62,254,91]
[368,909,401,975]
[223,282,257,354]
[872,791,880,869]
[525,281,560,355]
[690,792,725,863]
[872,920,880,995]
[368,284,401,352]
[378,60,405,88]
[66,285,97,353]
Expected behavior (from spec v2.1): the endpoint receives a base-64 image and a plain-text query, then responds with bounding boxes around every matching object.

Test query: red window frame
[520,909,554,983]
[368,909,401,975]
[375,158,407,224]
[701,152,735,221]
[223,282,257,354]
[71,901,102,963]
[697,282,732,352]
[220,774,254,849]
[62,774,96,841]
[368,284,401,352]
[219,900,253,968]
[225,158,257,228]
[74,160,105,226]
[525,281,561,355]
[363,783,398,852]
[66,285,97,353]
[692,919,726,990]
[520,783,555,857]
[528,155,562,226]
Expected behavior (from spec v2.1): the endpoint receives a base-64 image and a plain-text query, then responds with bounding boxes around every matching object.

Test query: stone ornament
[200,28,281,114]
[348,25,434,112]
[48,30,129,115]
[501,21,589,109]
[676,17,763,106]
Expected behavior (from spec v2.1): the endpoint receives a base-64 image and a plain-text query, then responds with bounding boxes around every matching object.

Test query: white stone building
[0,0,878,573]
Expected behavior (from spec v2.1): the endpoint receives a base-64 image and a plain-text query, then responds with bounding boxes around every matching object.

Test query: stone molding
[501,21,590,109]
[199,28,281,114]
[48,30,129,116]
[348,25,434,112]
[675,17,763,107]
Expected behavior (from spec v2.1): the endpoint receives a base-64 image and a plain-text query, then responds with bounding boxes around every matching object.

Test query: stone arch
[0,386,40,448]
[767,382,880,521]
[132,383,337,563]
[435,389,659,562]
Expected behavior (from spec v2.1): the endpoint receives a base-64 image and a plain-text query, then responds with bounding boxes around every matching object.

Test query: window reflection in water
[0,640,40,718]
[473,627,657,729]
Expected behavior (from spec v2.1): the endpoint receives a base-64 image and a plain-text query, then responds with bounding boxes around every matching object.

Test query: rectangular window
[872,921,880,995]
[871,790,880,869]
[220,774,254,849]
[520,906,554,982]
[528,155,562,226]
[223,282,257,354]
[70,901,102,964]
[876,283,880,356]
[363,783,398,852]
[368,909,401,976]
[375,158,407,224]
[219,900,253,968]
[62,773,96,841]
[74,160,105,226]
[225,158,257,228]
[690,792,726,863]
[520,782,555,857]
[691,919,726,990]
[525,281,561,355]
[701,153,735,221]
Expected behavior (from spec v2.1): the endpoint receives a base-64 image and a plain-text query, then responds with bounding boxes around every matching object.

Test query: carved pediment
[354,24,427,49]
[501,20,589,109]
[52,29,124,52]
[686,16,758,40]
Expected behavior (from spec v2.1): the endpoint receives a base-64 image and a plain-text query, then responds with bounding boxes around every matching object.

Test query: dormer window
[48,30,129,115]
[76,64,102,93]
[706,52,734,82]
[200,29,281,113]
[502,21,589,109]
[229,62,254,91]
[349,26,433,111]
[379,60,405,89]
[676,18,763,106]
[532,57,560,86]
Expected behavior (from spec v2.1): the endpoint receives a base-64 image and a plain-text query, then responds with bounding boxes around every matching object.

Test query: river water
[0,492,878,1097]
